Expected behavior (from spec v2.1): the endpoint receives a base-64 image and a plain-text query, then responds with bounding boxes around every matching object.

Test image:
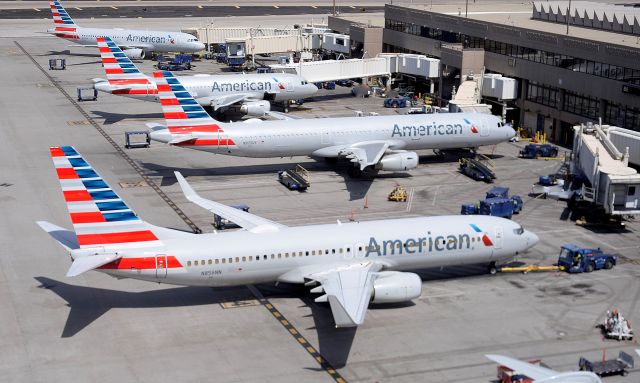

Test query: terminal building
[333,1,640,146]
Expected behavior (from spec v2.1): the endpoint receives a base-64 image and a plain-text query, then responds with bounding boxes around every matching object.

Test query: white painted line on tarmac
[111,6,118,10]
[33,8,41,12]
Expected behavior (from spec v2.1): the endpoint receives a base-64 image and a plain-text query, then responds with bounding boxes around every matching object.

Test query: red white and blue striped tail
[97,36,151,85]
[50,146,162,249]
[50,0,78,35]
[153,70,227,137]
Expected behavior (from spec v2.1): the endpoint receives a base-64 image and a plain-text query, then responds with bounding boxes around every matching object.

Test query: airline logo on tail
[50,146,161,248]
[469,224,493,246]
[154,70,236,146]
[49,0,78,38]
[464,118,479,134]
[96,36,154,92]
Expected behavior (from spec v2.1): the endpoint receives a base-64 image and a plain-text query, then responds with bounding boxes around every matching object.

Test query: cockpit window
[498,122,505,127]
[514,226,524,235]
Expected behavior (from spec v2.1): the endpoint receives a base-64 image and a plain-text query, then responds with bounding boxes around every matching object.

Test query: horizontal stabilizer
[36,221,79,251]
[67,253,123,277]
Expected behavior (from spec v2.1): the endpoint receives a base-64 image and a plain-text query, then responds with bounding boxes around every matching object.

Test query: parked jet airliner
[47,0,204,58]
[39,146,538,327]
[93,37,317,116]
[148,71,516,176]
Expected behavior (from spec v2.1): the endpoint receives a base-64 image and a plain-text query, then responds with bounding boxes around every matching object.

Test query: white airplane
[39,146,538,327]
[46,0,204,58]
[148,71,516,176]
[486,354,602,383]
[92,37,318,116]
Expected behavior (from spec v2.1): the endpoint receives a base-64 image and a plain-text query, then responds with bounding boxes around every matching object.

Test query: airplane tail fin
[49,0,79,32]
[49,146,167,249]
[96,36,151,86]
[153,70,232,141]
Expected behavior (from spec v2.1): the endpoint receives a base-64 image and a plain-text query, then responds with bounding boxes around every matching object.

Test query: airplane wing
[307,261,383,327]
[174,171,286,233]
[197,94,249,110]
[339,141,390,171]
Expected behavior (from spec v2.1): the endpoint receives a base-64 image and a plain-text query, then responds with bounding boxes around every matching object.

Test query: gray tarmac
[1,33,640,383]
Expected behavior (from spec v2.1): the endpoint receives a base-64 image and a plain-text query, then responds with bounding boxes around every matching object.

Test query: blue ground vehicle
[156,54,193,71]
[479,198,515,219]
[384,97,408,108]
[557,244,616,273]
[519,143,559,159]
[486,187,523,213]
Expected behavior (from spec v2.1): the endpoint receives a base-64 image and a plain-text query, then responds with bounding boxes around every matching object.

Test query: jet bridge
[571,123,640,216]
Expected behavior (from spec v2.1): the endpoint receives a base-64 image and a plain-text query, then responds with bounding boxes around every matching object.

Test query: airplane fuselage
[53,26,204,53]
[95,73,318,105]
[153,113,515,157]
[96,215,537,287]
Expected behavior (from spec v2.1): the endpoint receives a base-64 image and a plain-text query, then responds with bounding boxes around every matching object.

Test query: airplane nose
[149,127,172,143]
[194,42,205,51]
[305,84,319,96]
[525,230,539,248]
[505,123,516,139]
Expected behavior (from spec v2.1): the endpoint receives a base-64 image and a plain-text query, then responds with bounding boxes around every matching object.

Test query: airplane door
[480,117,489,137]
[494,227,503,250]
[156,254,168,278]
[321,126,331,145]
[218,132,229,151]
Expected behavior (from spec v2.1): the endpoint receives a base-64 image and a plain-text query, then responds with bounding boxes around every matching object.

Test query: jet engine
[375,151,419,171]
[371,271,422,304]
[123,48,145,60]
[240,100,271,117]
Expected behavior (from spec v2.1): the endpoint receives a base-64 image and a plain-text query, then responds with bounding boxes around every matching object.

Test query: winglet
[174,171,198,201]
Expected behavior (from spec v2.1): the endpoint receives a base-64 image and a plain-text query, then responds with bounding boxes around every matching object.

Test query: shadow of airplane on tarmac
[34,276,249,338]
[41,50,100,58]
[91,110,164,125]
[139,160,408,201]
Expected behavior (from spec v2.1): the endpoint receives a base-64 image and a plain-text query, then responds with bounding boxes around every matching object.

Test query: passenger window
[311,251,315,256]
[228,258,232,263]
[256,256,259,261]
[242,256,246,262]
[263,255,267,260]
[306,251,309,256]
[208,259,212,265]
[201,260,205,265]
[285,253,289,258]
[278,253,282,258]
[325,250,329,254]
[187,261,192,266]
[271,254,275,259]
[332,249,336,254]
[347,248,350,252]
[222,258,226,264]
[235,257,239,263]
[339,249,343,254]
[215,259,219,264]
[195,260,199,266]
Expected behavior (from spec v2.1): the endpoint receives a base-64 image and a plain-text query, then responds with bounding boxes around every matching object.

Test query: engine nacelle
[376,151,419,171]
[123,48,145,60]
[240,100,271,117]
[371,271,422,304]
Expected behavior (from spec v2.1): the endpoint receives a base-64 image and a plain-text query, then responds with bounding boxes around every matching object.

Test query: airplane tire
[488,262,497,275]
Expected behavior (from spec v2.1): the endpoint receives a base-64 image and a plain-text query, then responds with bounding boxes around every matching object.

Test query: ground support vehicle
[519,143,558,159]
[459,157,495,182]
[601,310,633,340]
[557,244,616,273]
[579,351,633,377]
[278,165,310,191]
[213,204,250,230]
